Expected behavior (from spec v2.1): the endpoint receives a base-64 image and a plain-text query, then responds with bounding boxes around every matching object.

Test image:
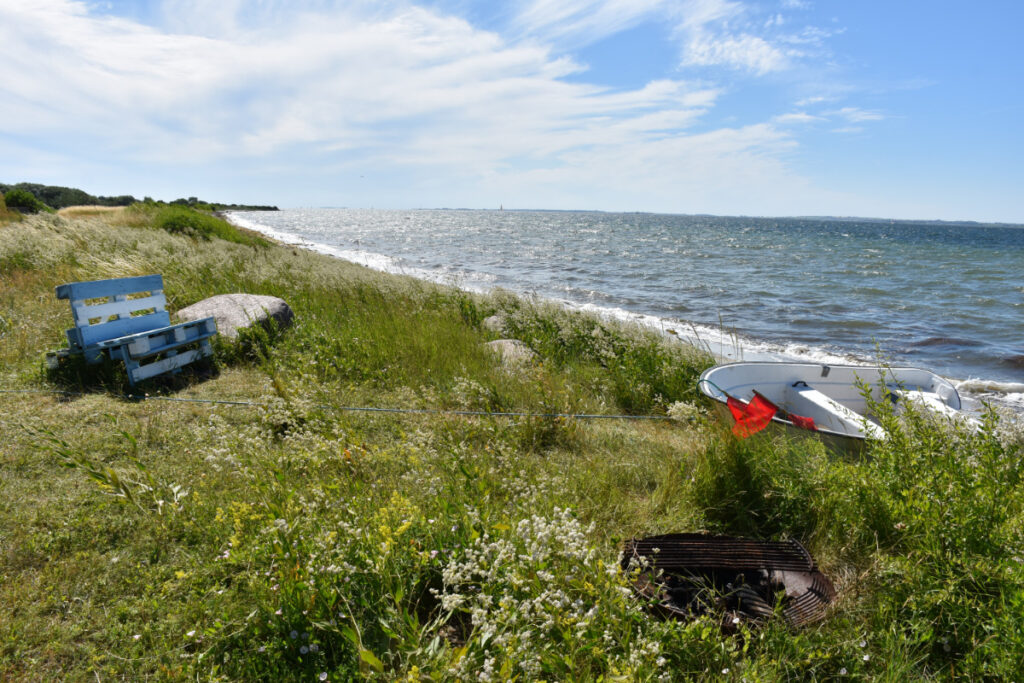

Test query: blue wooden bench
[49,274,217,386]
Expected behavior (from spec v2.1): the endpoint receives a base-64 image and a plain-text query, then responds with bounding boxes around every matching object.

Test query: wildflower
[858,640,866,648]
[133,634,141,641]
[300,645,309,654]
[863,654,870,662]
[186,630,196,638]
[320,674,328,681]
[258,646,266,653]
[722,668,729,674]
[840,668,847,675]
[275,609,282,615]
[310,643,319,653]
[290,630,299,639]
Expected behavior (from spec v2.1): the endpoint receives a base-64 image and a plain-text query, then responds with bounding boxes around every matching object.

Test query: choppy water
[229,209,1024,408]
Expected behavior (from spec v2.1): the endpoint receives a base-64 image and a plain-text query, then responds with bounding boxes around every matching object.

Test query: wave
[1000,354,1024,369]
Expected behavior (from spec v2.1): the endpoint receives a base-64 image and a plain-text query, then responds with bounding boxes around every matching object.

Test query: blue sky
[1,0,1022,222]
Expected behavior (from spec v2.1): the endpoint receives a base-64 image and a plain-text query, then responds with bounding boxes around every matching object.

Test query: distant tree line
[0,182,278,213]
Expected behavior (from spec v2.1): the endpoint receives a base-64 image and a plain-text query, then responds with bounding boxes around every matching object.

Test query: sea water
[229,209,1024,409]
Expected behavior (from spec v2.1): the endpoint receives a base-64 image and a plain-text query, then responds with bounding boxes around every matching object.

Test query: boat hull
[698,361,963,450]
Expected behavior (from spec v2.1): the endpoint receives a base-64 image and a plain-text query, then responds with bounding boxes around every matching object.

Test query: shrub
[2,188,50,214]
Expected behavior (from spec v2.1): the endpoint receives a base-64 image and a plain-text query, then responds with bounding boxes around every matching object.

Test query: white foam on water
[228,212,495,293]
[228,212,1023,414]
[955,379,1024,410]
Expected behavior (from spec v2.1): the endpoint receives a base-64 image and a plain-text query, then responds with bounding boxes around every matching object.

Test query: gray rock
[481,314,505,333]
[484,339,537,366]
[175,293,294,339]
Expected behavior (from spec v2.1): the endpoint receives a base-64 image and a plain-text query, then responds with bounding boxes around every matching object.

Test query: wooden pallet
[51,274,217,386]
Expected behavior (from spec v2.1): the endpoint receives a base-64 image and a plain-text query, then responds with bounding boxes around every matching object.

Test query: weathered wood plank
[127,346,211,383]
[70,293,165,325]
[77,311,171,347]
[55,275,164,301]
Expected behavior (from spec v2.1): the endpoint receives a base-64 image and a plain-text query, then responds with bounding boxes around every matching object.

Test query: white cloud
[670,0,802,74]
[828,107,885,122]
[683,33,790,73]
[510,0,667,47]
[795,94,832,106]
[0,0,720,164]
[0,0,858,215]
[773,112,820,124]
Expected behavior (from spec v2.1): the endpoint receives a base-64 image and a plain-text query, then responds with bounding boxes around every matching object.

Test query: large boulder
[484,339,537,366]
[176,293,294,339]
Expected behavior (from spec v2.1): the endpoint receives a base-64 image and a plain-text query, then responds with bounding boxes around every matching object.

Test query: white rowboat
[697,362,968,449]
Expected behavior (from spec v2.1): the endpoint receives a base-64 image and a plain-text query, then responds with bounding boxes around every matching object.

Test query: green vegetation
[1,188,53,214]
[1,182,134,210]
[1,211,1022,680]
[147,204,271,246]
[0,192,20,224]
[0,182,279,211]
[162,195,279,212]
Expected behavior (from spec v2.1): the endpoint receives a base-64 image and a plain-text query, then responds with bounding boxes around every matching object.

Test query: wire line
[0,388,674,421]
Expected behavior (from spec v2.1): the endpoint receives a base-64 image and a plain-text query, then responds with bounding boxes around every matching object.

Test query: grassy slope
[1,210,1023,681]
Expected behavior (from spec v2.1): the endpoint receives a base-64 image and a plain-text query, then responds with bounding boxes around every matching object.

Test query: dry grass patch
[56,205,125,219]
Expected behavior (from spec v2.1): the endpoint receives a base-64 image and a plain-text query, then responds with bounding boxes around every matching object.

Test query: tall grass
[1,212,1022,680]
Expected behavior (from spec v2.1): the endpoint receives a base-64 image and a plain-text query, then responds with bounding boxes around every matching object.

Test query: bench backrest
[56,275,171,348]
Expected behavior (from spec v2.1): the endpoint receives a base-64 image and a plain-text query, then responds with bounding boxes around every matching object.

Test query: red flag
[789,413,817,431]
[727,394,778,438]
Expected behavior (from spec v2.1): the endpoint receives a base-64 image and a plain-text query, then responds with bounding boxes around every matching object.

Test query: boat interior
[701,363,966,439]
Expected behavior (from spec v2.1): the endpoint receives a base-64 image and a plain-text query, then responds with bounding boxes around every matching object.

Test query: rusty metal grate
[622,533,835,628]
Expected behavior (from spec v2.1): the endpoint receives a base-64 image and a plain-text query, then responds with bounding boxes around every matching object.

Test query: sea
[227,209,1024,411]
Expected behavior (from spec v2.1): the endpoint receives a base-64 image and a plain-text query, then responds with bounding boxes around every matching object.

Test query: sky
[1,0,1022,222]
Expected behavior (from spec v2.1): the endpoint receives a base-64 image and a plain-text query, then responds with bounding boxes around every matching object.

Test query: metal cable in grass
[0,388,675,421]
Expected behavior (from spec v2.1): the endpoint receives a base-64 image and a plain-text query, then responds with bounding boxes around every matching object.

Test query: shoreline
[224,210,1024,414]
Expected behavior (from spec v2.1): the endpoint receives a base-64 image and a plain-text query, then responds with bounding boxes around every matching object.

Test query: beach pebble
[176,293,294,339]
[484,339,537,366]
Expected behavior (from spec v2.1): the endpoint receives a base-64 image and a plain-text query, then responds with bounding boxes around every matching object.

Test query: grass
[56,205,125,219]
[1,211,1023,680]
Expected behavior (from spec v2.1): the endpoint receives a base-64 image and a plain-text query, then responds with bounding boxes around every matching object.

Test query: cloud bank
[0,0,875,214]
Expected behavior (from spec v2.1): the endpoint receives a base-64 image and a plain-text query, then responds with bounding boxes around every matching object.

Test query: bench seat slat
[56,275,165,301]
[71,294,165,325]
[97,318,217,358]
[77,311,172,347]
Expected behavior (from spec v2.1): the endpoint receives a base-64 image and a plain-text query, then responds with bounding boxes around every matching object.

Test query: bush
[151,205,268,246]
[2,189,50,214]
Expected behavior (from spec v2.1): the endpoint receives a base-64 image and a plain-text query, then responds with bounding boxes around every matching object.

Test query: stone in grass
[175,293,294,340]
[484,339,537,366]
[481,314,505,333]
